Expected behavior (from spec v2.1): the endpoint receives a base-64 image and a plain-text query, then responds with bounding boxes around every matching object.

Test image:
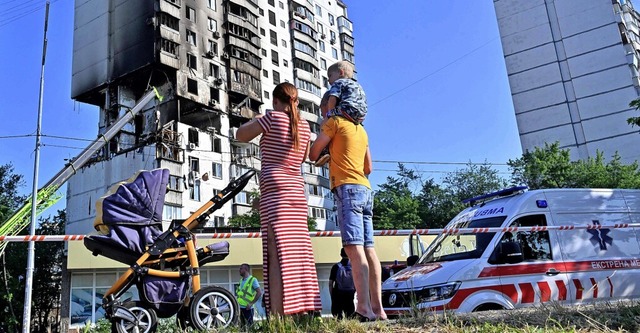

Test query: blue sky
[0,0,522,213]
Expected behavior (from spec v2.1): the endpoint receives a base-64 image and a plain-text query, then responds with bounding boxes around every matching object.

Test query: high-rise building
[494,0,640,162]
[63,0,357,327]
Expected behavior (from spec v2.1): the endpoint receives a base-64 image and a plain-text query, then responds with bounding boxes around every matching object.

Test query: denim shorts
[333,184,374,247]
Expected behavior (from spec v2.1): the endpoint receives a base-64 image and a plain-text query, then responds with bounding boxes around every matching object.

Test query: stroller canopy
[88,169,170,257]
[94,168,170,233]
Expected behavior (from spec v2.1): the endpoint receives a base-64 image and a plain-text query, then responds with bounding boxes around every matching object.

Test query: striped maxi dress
[256,110,322,314]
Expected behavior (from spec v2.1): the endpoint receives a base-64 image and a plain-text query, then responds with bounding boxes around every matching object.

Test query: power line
[373,159,509,166]
[368,37,498,107]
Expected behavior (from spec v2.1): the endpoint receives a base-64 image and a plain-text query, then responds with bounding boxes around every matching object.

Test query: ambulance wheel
[189,286,239,330]
[111,301,158,333]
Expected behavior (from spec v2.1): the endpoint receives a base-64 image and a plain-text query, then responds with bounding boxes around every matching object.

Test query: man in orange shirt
[310,93,387,322]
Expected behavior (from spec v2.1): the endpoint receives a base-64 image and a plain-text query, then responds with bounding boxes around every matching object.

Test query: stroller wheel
[111,301,158,333]
[189,286,239,330]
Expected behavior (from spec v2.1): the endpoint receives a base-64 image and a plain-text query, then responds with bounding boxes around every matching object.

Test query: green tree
[508,142,640,189]
[508,142,573,189]
[0,163,27,332]
[628,98,640,128]
[32,211,65,333]
[416,179,459,228]
[373,164,423,230]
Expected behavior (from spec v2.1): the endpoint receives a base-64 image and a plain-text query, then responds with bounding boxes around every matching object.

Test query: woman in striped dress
[236,82,322,316]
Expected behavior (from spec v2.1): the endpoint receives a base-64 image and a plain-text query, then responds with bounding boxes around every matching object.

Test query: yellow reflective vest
[236,275,258,307]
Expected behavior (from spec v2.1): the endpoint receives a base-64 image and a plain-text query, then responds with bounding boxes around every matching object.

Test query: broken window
[187,79,198,95]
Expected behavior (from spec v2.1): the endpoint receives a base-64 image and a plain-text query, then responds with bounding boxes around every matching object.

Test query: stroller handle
[200,169,257,221]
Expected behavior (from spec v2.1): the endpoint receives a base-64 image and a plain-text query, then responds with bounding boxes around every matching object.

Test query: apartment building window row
[341,34,354,47]
[318,40,325,52]
[227,23,261,47]
[295,78,321,97]
[208,0,216,10]
[270,30,278,46]
[228,3,258,27]
[269,10,276,26]
[293,59,319,77]
[160,38,179,57]
[310,206,326,219]
[271,50,279,65]
[168,175,183,192]
[328,13,335,26]
[235,191,250,204]
[232,70,261,92]
[208,18,218,32]
[159,12,179,31]
[293,5,315,22]
[342,50,354,63]
[292,20,317,39]
[293,40,317,57]
[337,16,352,32]
[229,45,261,68]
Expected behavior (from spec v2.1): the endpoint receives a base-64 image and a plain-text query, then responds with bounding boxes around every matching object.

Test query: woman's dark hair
[272,82,301,150]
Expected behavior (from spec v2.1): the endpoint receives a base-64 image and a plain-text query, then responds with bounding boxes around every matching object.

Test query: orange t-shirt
[321,116,370,190]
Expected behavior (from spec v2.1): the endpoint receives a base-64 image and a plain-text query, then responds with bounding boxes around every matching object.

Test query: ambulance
[381,187,640,314]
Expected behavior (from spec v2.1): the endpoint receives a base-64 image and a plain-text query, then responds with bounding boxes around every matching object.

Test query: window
[187,53,197,70]
[263,69,268,77]
[260,28,265,36]
[188,128,199,145]
[271,50,279,65]
[315,4,322,17]
[330,30,336,42]
[308,184,321,196]
[168,175,183,191]
[281,39,287,48]
[268,10,276,26]
[209,63,220,77]
[320,58,327,70]
[494,215,552,262]
[264,90,270,99]
[295,78,321,96]
[208,0,216,9]
[323,76,328,88]
[293,40,316,57]
[279,1,284,9]
[328,13,334,25]
[159,12,179,31]
[212,136,221,153]
[259,8,264,16]
[186,6,196,22]
[317,22,324,36]
[189,157,201,201]
[283,59,288,67]
[211,216,225,227]
[186,29,197,46]
[160,38,179,56]
[207,40,218,55]
[268,0,274,6]
[187,79,198,95]
[212,162,223,178]
[270,30,277,46]
[280,20,285,28]
[309,206,326,219]
[163,204,182,221]
[331,47,338,59]
[273,71,280,85]
[208,18,217,31]
[235,191,250,204]
[319,40,325,52]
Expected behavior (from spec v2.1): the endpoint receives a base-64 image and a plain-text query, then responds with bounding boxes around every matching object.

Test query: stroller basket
[83,168,255,331]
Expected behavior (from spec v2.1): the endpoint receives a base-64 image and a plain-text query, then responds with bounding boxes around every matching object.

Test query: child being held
[315,61,367,166]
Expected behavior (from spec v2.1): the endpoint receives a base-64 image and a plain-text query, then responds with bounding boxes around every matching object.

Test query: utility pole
[23,2,49,332]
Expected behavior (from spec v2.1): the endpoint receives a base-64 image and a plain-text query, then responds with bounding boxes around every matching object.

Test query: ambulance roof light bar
[462,186,528,206]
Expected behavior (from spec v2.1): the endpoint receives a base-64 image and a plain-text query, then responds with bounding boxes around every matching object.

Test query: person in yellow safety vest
[236,263,263,328]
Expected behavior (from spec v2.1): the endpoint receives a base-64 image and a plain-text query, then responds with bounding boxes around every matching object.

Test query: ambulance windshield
[419,216,506,263]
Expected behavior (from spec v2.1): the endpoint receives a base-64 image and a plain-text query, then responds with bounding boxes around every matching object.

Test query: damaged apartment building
[63,0,356,326]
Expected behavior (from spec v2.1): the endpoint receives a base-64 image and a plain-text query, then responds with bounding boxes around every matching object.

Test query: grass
[89,301,640,332]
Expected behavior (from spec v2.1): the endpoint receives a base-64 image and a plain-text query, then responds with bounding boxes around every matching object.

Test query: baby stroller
[84,168,256,332]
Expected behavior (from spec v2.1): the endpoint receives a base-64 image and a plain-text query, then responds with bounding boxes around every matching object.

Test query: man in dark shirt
[329,248,356,319]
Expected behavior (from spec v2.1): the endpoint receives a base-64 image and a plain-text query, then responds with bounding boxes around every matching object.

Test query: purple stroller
[84,168,255,332]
